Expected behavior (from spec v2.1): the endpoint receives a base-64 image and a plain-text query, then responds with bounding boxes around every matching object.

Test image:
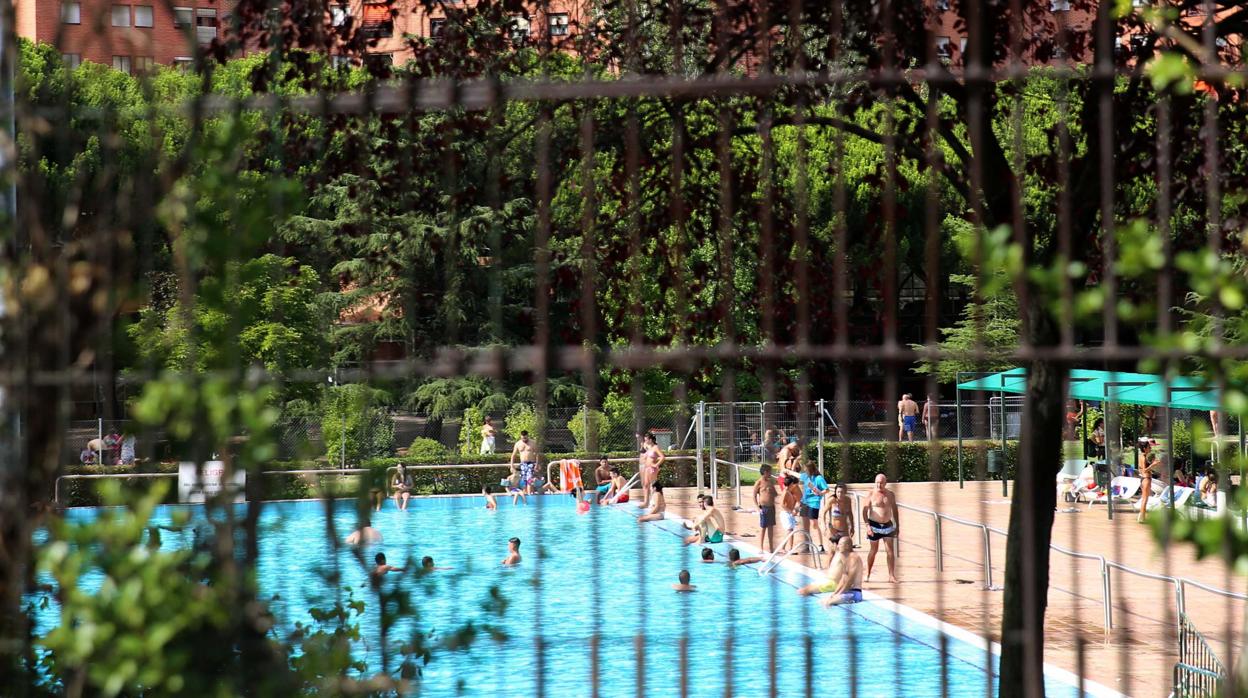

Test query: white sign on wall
[178,461,246,503]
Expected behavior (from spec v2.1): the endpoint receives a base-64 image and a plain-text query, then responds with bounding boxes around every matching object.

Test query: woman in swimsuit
[391,463,413,511]
[1136,439,1156,522]
[638,432,665,509]
[820,482,855,547]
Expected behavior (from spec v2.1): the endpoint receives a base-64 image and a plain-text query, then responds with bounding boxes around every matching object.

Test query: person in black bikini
[820,482,855,552]
[862,473,900,583]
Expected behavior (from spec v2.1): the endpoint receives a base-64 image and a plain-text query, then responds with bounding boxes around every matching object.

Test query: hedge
[804,440,1021,483]
[54,449,712,507]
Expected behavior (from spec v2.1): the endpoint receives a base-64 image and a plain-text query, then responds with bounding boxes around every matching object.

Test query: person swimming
[502,537,522,566]
[371,552,404,586]
[671,569,696,592]
[726,548,765,569]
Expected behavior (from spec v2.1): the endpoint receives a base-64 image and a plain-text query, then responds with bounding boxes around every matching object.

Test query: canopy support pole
[956,379,964,489]
[999,377,1007,498]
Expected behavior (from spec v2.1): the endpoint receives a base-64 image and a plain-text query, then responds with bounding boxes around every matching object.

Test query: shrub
[406,437,450,460]
[458,406,485,456]
[805,440,1020,483]
[321,384,395,465]
[503,403,539,444]
[566,408,608,452]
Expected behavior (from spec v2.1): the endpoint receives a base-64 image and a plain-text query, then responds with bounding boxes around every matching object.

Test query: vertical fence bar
[817,398,825,475]
[696,401,705,493]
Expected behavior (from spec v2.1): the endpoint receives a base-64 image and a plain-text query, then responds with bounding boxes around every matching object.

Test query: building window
[430,18,446,37]
[934,36,952,62]
[134,56,154,73]
[134,5,153,27]
[111,5,130,26]
[364,52,393,70]
[173,56,194,71]
[547,12,569,36]
[196,8,218,45]
[330,4,348,27]
[62,53,81,69]
[173,6,192,26]
[509,14,530,41]
[1049,0,1070,11]
[361,3,393,38]
[62,2,81,24]
[935,0,949,10]
[112,55,132,74]
[331,54,352,68]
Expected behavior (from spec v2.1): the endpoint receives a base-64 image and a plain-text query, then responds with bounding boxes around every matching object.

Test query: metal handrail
[715,457,761,508]
[894,498,1248,633]
[53,472,178,504]
[760,528,822,574]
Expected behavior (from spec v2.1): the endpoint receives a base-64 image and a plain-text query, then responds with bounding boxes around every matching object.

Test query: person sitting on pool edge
[671,569,696,592]
[593,457,613,504]
[820,537,864,606]
[726,548,765,569]
[683,495,726,546]
[602,467,630,504]
[796,537,863,604]
[638,482,667,523]
[502,537,522,566]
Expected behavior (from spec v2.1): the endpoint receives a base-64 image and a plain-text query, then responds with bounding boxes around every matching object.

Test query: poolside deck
[650,480,1244,698]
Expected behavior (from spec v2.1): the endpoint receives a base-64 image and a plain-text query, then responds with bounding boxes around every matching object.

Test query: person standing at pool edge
[638,432,666,510]
[753,464,779,552]
[863,473,900,583]
[784,460,827,553]
[502,537,522,566]
[509,431,539,493]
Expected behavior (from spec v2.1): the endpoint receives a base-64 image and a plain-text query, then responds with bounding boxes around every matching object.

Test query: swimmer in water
[671,569,696,592]
[502,537,522,566]
[371,552,404,584]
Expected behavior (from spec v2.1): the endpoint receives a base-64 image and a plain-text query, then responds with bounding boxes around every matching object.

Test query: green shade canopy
[954,368,1028,394]
[957,368,1223,410]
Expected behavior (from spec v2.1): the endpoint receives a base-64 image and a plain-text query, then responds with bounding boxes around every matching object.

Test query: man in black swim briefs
[861,473,900,583]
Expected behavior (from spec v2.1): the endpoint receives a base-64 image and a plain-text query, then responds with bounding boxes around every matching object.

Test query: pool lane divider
[608,500,1125,698]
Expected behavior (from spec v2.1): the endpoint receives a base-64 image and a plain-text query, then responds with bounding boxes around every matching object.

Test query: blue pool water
[33,496,1091,697]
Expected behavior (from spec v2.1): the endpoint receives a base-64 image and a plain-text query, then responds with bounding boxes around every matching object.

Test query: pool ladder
[759,529,822,575]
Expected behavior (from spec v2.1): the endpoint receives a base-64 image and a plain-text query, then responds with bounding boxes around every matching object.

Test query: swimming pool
[33,496,1111,697]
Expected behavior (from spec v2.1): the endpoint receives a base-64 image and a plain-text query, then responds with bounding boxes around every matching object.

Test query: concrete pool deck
[643,480,1244,698]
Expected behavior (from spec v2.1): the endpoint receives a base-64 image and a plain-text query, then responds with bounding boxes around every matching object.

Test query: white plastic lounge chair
[1087,476,1140,509]
[1133,485,1195,512]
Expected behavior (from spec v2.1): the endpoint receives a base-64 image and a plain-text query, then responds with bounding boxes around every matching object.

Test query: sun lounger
[1132,485,1196,512]
[1087,476,1140,509]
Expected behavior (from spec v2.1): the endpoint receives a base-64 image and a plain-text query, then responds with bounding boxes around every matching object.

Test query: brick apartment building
[17,1,1240,76]
[18,0,588,72]
[19,0,231,70]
